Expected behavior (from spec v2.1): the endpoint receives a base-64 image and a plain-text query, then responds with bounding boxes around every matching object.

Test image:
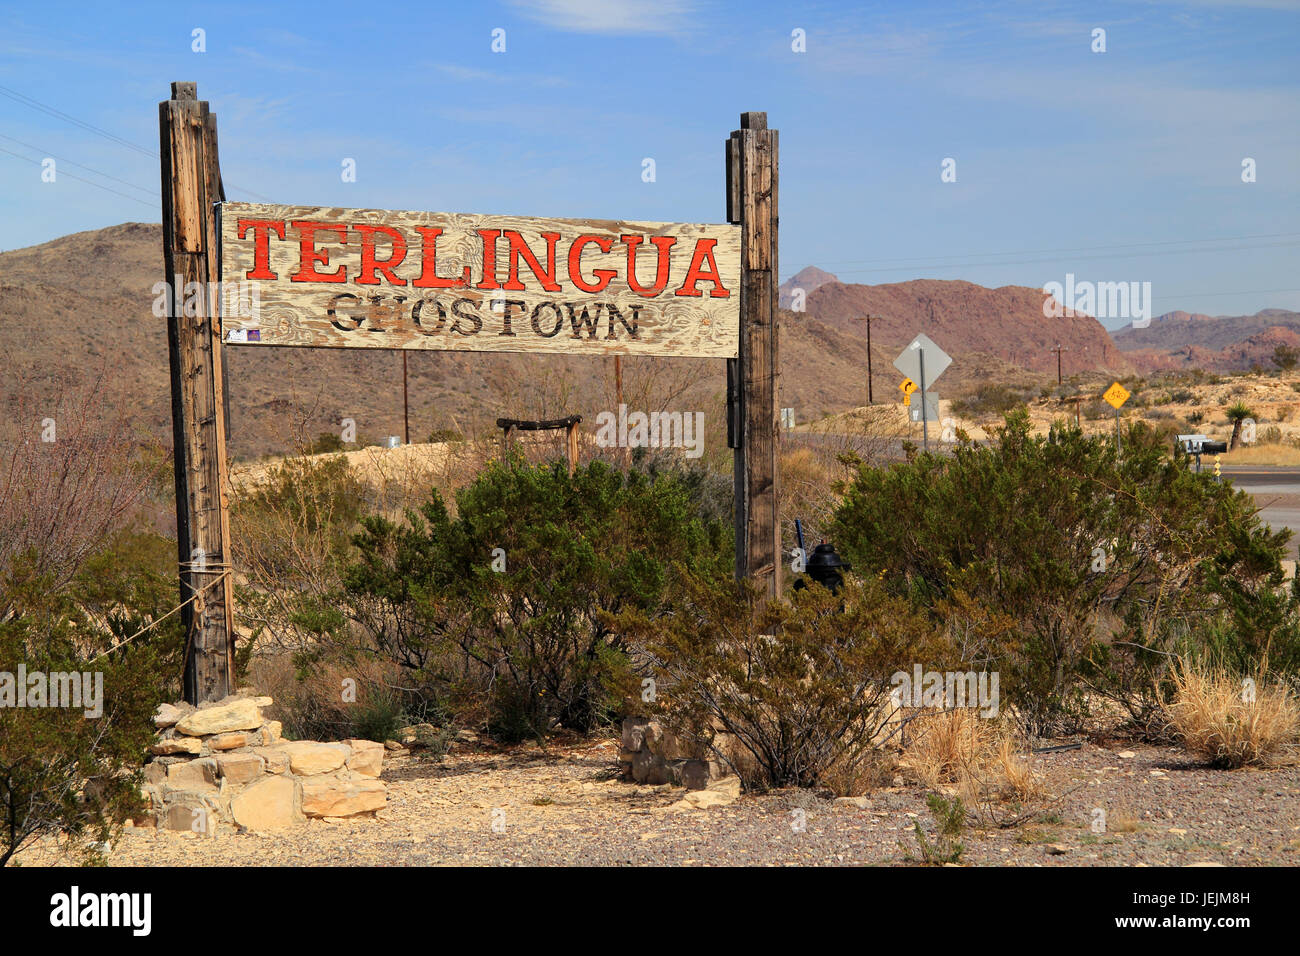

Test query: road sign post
[894,334,952,454]
[1103,381,1130,455]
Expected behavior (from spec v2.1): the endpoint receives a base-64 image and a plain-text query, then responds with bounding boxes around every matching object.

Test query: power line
[0,133,155,197]
[0,83,275,203]
[0,146,157,208]
[0,84,155,158]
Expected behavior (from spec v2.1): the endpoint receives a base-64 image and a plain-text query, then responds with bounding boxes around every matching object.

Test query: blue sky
[2,0,1297,326]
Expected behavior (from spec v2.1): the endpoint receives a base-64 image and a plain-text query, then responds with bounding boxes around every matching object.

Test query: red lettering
[237,219,286,280]
[412,226,471,288]
[623,235,676,297]
[502,231,562,292]
[674,238,730,297]
[353,224,407,286]
[567,235,616,293]
[289,221,349,283]
[475,229,501,290]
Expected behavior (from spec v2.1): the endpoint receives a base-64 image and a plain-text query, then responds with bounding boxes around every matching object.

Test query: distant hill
[0,227,901,458]
[779,266,838,308]
[795,276,1132,384]
[1114,308,1300,372]
[8,227,1272,463]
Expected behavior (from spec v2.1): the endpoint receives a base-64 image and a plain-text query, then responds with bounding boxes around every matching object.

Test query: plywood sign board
[217,202,741,358]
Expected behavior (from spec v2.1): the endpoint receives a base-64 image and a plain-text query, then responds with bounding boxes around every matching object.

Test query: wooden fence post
[159,81,236,704]
[727,112,781,597]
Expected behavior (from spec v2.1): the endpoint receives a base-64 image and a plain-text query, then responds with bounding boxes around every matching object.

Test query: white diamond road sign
[893,333,952,386]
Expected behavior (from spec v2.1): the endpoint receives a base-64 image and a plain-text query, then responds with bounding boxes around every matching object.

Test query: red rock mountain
[796,277,1131,381]
[1114,308,1300,371]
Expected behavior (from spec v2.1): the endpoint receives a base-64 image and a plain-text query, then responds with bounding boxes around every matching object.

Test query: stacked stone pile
[139,692,386,833]
[618,716,734,789]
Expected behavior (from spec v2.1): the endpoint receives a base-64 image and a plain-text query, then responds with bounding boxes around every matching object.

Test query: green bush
[950,384,1029,420]
[0,530,184,865]
[611,572,953,790]
[831,410,1294,734]
[345,458,729,742]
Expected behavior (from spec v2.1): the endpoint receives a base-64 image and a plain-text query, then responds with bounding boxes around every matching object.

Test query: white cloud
[507,0,696,35]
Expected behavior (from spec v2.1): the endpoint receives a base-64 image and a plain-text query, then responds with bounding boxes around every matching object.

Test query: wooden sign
[217,202,741,358]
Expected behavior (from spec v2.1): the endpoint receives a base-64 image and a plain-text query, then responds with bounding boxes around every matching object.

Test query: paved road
[1221,467,1300,557]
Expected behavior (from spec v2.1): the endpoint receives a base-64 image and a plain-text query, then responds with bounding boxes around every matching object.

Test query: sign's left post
[160,82,236,704]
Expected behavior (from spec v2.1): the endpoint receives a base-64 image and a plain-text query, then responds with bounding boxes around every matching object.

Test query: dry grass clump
[900,709,1051,828]
[1162,661,1299,768]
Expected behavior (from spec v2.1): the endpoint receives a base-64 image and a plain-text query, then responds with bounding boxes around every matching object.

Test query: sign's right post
[726,112,781,598]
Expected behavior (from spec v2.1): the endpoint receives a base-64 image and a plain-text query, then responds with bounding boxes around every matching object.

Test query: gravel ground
[18,737,1300,866]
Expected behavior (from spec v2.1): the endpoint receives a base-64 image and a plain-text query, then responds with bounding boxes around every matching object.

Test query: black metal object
[794,542,851,594]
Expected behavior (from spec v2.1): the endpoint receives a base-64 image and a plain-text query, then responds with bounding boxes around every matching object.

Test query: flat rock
[300,772,387,817]
[252,747,290,774]
[176,698,263,736]
[158,791,218,834]
[166,758,218,789]
[280,741,351,776]
[230,774,304,831]
[153,702,194,729]
[343,739,385,778]
[208,732,250,751]
[151,736,202,756]
[215,752,265,785]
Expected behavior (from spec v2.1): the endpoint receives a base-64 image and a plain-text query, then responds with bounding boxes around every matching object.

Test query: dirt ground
[17,737,1300,867]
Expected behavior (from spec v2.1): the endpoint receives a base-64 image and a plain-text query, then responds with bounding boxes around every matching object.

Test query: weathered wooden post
[159,82,235,704]
[726,112,781,597]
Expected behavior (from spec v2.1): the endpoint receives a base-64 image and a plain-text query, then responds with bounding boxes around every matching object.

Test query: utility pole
[1050,343,1068,384]
[863,314,881,404]
[402,351,410,445]
[726,111,781,598]
[160,81,235,704]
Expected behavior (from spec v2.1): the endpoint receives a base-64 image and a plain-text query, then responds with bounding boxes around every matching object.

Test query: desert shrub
[231,455,365,655]
[0,374,181,865]
[346,458,729,742]
[906,793,965,864]
[306,431,348,455]
[831,409,1293,734]
[950,384,1028,420]
[1082,399,1113,421]
[1262,425,1283,444]
[1162,661,1298,768]
[611,572,952,791]
[0,527,183,865]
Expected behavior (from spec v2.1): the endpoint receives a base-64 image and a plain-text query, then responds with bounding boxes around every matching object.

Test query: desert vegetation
[4,371,1299,866]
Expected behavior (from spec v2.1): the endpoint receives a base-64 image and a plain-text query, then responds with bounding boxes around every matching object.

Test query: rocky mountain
[4,225,1240,462]
[0,227,883,458]
[1113,308,1300,371]
[795,277,1132,383]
